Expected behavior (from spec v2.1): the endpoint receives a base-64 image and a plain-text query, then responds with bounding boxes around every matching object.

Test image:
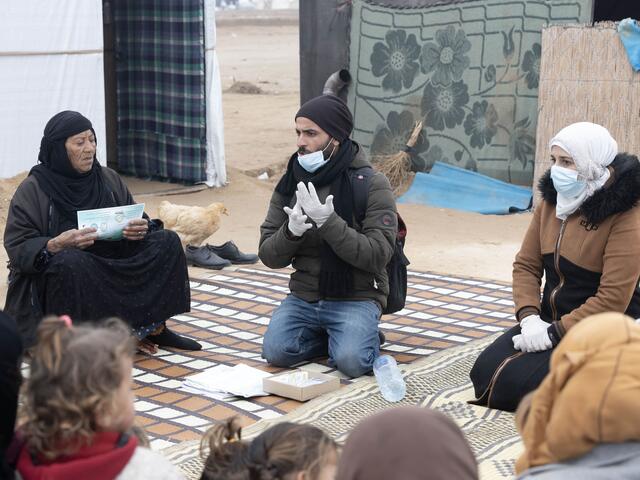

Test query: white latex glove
[512,334,524,351]
[295,182,334,227]
[283,201,312,237]
[520,315,547,337]
[519,315,552,353]
[521,329,553,352]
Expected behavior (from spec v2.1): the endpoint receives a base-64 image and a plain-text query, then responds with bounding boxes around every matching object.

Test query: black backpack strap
[350,166,375,225]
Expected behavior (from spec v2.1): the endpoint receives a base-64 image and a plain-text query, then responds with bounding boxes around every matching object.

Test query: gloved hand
[283,201,312,237]
[512,334,524,351]
[521,329,553,352]
[296,182,334,227]
[517,315,552,352]
[519,314,547,337]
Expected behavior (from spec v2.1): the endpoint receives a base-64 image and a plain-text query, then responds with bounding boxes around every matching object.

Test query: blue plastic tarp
[619,18,640,72]
[398,162,532,215]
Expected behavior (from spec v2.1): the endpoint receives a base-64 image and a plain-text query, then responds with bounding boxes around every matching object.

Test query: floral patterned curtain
[348,0,593,185]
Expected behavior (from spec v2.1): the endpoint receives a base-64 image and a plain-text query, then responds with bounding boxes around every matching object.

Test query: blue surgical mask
[551,165,587,197]
[297,138,336,173]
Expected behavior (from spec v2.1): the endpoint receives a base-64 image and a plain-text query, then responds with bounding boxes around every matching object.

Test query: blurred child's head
[200,418,338,480]
[21,316,136,459]
[248,422,338,480]
[200,417,248,480]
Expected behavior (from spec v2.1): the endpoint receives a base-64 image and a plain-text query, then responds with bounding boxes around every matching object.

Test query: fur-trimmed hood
[539,153,640,225]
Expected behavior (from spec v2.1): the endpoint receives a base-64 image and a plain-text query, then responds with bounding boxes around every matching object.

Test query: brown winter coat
[513,154,640,340]
[515,312,640,473]
[259,145,397,308]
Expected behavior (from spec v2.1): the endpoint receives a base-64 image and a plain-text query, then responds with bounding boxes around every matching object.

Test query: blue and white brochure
[77,203,145,241]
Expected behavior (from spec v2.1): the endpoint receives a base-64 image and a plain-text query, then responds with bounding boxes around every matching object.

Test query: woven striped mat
[131,267,516,451]
[161,334,522,480]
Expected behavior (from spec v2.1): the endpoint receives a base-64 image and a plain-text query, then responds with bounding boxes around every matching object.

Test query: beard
[298,142,336,159]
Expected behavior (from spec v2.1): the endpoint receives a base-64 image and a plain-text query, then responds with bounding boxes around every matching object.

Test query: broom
[372,120,423,195]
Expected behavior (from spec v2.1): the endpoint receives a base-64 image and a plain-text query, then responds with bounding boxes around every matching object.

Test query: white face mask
[297,138,336,173]
[550,165,587,198]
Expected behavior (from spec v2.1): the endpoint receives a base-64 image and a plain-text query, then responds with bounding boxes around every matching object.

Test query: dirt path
[0,12,531,308]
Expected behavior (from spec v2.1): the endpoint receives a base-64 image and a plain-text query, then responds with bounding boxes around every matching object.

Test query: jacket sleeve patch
[379,213,396,227]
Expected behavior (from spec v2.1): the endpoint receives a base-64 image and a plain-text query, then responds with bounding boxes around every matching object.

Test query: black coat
[3,168,134,345]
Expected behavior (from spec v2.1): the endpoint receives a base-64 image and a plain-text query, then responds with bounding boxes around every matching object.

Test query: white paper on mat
[180,385,236,401]
[182,364,233,395]
[182,363,272,398]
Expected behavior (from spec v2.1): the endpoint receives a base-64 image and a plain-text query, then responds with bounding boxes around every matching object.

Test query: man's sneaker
[205,241,259,264]
[185,245,231,270]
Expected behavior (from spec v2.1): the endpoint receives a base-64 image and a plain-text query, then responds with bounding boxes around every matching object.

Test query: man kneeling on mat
[258,95,397,378]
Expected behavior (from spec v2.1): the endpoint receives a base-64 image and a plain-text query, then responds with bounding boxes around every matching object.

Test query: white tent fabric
[204,0,227,187]
[0,0,106,179]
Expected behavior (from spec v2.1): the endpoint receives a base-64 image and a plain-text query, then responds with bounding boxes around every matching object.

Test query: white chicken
[157,201,228,247]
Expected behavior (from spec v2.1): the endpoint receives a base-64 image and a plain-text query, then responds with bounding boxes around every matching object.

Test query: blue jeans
[262,295,381,378]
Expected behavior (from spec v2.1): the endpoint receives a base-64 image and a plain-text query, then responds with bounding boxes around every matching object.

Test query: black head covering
[29,111,113,224]
[295,95,353,142]
[336,407,478,480]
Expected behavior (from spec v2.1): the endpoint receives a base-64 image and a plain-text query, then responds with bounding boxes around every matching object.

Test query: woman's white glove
[296,182,334,227]
[520,315,547,336]
[283,201,312,237]
[512,314,552,352]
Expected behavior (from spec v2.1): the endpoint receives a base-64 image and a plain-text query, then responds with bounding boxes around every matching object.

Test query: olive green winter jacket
[258,145,397,309]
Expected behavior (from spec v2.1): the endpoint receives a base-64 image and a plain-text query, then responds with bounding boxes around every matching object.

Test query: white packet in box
[275,371,326,387]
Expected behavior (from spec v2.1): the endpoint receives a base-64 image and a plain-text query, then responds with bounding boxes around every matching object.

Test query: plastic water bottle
[373,355,406,402]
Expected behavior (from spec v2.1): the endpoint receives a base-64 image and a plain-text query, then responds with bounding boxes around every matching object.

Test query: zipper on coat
[486,352,523,408]
[475,351,524,407]
[549,220,567,322]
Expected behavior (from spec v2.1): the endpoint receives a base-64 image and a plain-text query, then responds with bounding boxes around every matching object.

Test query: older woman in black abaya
[3,111,200,352]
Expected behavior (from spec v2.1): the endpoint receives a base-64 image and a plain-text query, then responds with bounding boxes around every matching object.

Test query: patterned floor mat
[161,334,522,480]
[132,267,515,450]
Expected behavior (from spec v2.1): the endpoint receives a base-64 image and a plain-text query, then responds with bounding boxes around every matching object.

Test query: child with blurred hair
[15,315,184,480]
[200,417,337,480]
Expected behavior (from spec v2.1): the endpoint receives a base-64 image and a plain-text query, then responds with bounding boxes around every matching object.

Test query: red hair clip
[59,315,73,329]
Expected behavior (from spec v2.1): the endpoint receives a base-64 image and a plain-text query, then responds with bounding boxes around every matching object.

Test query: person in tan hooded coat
[515,312,640,478]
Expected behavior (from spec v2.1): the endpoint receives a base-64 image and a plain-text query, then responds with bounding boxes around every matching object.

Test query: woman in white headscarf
[469,122,640,412]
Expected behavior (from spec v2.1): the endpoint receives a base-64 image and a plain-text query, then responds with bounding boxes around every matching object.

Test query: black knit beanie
[295,95,354,142]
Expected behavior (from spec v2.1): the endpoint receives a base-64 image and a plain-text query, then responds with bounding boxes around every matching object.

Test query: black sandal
[146,325,202,351]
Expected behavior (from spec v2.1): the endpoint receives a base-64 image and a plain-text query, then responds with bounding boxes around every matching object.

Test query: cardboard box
[263,370,340,401]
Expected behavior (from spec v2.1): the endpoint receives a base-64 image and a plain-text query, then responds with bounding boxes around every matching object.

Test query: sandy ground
[0,11,532,308]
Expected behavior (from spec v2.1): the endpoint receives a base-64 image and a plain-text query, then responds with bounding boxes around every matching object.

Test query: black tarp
[299,0,352,103]
[593,0,640,22]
